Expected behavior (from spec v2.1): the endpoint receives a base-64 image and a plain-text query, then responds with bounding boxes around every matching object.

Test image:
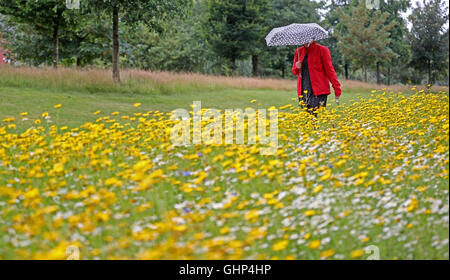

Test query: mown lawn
[0,86,348,131]
[0,68,448,260]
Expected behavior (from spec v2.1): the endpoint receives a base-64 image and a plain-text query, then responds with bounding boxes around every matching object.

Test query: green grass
[3,66,445,131]
[0,85,362,131]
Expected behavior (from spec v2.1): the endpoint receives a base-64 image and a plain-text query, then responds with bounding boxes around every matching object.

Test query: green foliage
[203,0,269,75]
[121,2,216,73]
[322,0,354,76]
[0,0,448,85]
[0,17,52,66]
[84,0,190,28]
[335,0,395,82]
[63,10,112,67]
[408,0,449,85]
[0,0,77,67]
[261,0,322,77]
[0,0,67,31]
[375,0,411,84]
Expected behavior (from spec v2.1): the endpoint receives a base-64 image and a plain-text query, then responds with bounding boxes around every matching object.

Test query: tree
[376,0,411,85]
[85,0,189,83]
[120,1,216,73]
[246,0,269,77]
[0,9,110,68]
[0,18,52,66]
[0,0,73,68]
[408,0,449,85]
[63,11,111,69]
[323,0,353,79]
[263,0,322,78]
[335,1,395,82]
[204,0,271,76]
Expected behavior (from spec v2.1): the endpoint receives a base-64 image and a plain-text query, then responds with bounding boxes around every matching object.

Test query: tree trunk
[231,58,237,76]
[427,60,432,85]
[387,66,391,86]
[376,61,381,85]
[252,55,259,77]
[76,57,82,69]
[52,22,59,69]
[281,58,286,78]
[344,63,349,80]
[364,64,367,82]
[112,4,121,84]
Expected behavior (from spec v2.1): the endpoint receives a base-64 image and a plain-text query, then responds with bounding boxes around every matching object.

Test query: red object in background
[0,50,6,64]
[0,33,8,64]
[292,41,341,98]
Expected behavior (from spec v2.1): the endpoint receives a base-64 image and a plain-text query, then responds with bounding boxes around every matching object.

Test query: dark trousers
[299,92,328,116]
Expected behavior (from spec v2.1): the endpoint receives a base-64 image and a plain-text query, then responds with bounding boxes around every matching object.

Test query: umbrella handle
[297,46,302,78]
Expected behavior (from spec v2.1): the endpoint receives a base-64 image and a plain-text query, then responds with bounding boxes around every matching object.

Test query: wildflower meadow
[0,86,448,260]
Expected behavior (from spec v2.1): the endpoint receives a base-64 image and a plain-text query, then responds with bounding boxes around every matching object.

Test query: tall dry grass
[0,65,447,94]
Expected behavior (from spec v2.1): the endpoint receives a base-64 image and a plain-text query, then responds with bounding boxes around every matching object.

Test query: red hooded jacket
[292,41,341,98]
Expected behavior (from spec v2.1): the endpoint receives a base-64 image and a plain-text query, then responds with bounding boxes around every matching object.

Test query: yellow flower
[3,117,14,122]
[173,225,187,232]
[407,196,418,212]
[53,163,64,173]
[305,210,316,217]
[320,249,336,258]
[350,249,364,258]
[308,240,321,250]
[245,209,260,221]
[313,185,323,193]
[220,227,230,235]
[54,104,62,109]
[272,240,289,251]
[95,212,110,222]
[320,172,331,181]
[416,186,427,192]
[104,177,122,187]
[24,188,39,199]
[134,103,142,107]
[33,242,70,260]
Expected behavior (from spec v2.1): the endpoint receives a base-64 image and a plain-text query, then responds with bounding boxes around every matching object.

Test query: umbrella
[265,23,329,46]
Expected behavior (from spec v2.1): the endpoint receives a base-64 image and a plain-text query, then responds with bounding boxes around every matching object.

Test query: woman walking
[292,41,341,114]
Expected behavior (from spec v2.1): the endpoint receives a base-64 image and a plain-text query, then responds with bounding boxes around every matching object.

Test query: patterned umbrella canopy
[265,23,329,46]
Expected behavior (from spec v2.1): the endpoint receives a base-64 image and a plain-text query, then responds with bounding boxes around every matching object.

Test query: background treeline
[0,0,448,85]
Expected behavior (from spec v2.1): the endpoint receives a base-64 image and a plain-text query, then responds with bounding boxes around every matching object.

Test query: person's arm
[292,48,300,76]
[321,47,341,98]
